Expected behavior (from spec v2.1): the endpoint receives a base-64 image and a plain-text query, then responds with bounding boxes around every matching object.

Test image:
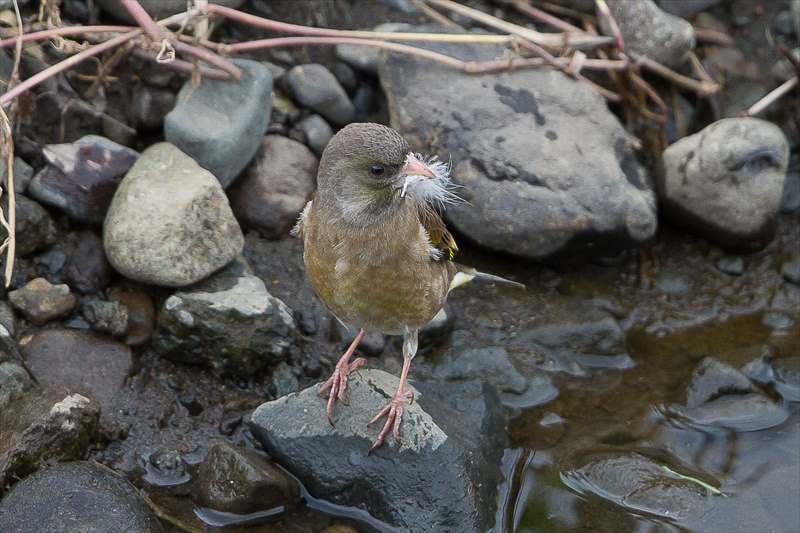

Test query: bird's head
[316,123,459,225]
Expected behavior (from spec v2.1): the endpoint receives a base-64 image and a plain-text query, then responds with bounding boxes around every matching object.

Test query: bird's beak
[400,153,437,180]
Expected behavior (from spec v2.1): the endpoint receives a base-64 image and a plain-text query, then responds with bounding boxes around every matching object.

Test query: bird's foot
[318,356,368,426]
[367,388,414,452]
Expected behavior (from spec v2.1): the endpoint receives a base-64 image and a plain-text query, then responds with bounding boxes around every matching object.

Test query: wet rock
[0,302,15,338]
[154,259,295,376]
[229,135,317,239]
[561,452,713,520]
[432,331,557,408]
[28,135,139,224]
[250,369,505,532]
[64,231,113,293]
[285,64,355,126]
[8,278,76,325]
[659,0,725,18]
[527,305,632,371]
[165,59,272,188]
[104,142,244,287]
[665,393,790,432]
[108,289,155,347]
[380,39,656,260]
[131,84,176,131]
[781,256,800,285]
[0,389,100,489]
[271,362,300,397]
[196,440,300,514]
[715,255,745,276]
[96,0,244,21]
[296,114,333,157]
[772,356,800,402]
[81,298,129,338]
[20,329,132,409]
[0,362,32,410]
[659,118,789,252]
[0,461,163,532]
[142,448,191,489]
[0,156,34,194]
[601,0,695,68]
[14,195,57,257]
[762,311,794,332]
[685,357,753,408]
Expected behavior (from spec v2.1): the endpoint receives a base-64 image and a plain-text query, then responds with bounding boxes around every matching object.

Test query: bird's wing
[418,203,458,262]
[291,199,313,239]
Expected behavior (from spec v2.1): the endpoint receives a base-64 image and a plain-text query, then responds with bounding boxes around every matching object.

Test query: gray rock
[28,135,139,224]
[561,452,713,521]
[104,143,244,287]
[0,362,32,411]
[686,357,754,408]
[64,232,113,294]
[772,356,800,402]
[81,298,129,337]
[8,278,76,325]
[19,329,132,410]
[196,440,300,514]
[165,59,272,188]
[419,307,453,348]
[96,0,244,21]
[335,23,413,74]
[108,289,155,347]
[0,302,15,338]
[271,362,300,397]
[782,256,800,285]
[296,114,333,157]
[15,195,57,257]
[284,64,354,126]
[601,0,695,68]
[228,135,317,239]
[154,259,295,376]
[659,118,789,252]
[0,461,163,532]
[0,389,100,489]
[131,84,175,131]
[659,0,725,18]
[250,369,505,532]
[782,164,800,213]
[665,393,790,433]
[715,255,745,276]
[380,40,657,260]
[0,157,34,194]
[333,323,386,357]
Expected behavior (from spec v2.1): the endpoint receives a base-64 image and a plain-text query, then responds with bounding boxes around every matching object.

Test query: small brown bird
[294,123,520,451]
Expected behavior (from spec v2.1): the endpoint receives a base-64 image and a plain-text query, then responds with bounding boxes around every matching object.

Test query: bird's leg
[368,329,418,452]
[318,329,368,426]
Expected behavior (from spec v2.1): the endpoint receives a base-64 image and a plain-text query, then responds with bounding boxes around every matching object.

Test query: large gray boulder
[154,259,295,376]
[0,461,163,532]
[250,369,506,532]
[165,59,272,188]
[103,143,244,287]
[380,40,657,260]
[658,118,789,252]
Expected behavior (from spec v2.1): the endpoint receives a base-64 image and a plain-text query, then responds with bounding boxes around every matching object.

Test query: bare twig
[595,0,625,52]
[0,105,14,287]
[632,53,720,96]
[743,76,798,116]
[0,25,134,48]
[409,0,462,29]
[0,30,142,107]
[503,0,583,33]
[693,26,734,46]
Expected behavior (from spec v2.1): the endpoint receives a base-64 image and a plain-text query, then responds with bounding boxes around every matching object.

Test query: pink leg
[318,329,367,425]
[367,347,414,452]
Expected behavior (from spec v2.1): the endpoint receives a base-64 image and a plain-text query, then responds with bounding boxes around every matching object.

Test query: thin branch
[130,48,231,79]
[693,26,734,46]
[503,0,584,33]
[632,53,720,96]
[424,0,613,49]
[743,77,798,116]
[595,0,625,52]
[409,0,463,29]
[0,25,134,48]
[0,30,142,107]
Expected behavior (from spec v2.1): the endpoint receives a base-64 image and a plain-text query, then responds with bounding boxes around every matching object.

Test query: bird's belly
[316,258,447,335]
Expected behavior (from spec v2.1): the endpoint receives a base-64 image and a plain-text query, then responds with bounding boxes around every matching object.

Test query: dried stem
[0,25,134,48]
[693,26,734,46]
[409,0,463,29]
[743,77,798,116]
[503,0,584,33]
[632,53,719,96]
[594,0,625,52]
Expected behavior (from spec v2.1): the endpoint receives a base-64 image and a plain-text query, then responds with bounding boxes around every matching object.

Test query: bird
[293,122,521,451]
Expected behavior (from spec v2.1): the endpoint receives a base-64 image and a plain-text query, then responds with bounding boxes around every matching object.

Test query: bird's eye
[369,164,385,177]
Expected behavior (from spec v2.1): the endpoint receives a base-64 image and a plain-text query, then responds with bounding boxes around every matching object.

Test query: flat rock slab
[380,37,657,260]
[19,329,132,409]
[250,369,506,532]
[165,59,272,188]
[0,461,163,532]
[103,142,244,287]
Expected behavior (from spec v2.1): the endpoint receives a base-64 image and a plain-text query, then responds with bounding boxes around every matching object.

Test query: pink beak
[400,153,437,179]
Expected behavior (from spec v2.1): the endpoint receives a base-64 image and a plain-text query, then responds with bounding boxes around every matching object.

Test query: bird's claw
[318,356,368,426]
[367,389,413,452]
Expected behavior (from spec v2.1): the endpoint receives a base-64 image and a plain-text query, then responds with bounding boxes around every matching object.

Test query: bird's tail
[449,266,526,291]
